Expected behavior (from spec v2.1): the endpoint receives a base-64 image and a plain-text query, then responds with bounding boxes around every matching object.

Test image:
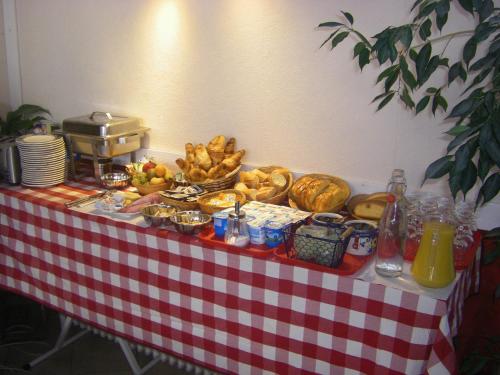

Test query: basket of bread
[198,189,246,214]
[176,135,244,192]
[347,192,388,221]
[234,166,292,205]
[289,174,351,213]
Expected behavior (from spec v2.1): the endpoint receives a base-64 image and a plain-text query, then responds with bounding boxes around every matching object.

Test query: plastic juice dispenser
[411,213,456,288]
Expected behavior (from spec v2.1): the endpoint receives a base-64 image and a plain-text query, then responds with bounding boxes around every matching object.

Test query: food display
[170,211,212,234]
[288,174,351,213]
[234,166,292,204]
[175,135,245,186]
[348,192,388,220]
[141,204,177,227]
[198,189,246,214]
[126,158,174,195]
[95,191,142,212]
[159,185,205,210]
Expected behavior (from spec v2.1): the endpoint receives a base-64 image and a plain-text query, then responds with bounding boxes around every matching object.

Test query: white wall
[0,1,10,117]
[4,0,499,228]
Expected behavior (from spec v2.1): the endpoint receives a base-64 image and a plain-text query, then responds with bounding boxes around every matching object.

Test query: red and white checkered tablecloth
[0,181,480,374]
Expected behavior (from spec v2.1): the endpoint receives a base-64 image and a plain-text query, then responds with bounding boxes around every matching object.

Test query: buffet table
[0,180,481,374]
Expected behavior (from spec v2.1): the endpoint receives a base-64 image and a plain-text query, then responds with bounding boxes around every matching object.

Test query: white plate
[17,134,57,143]
[22,162,66,168]
[94,200,140,219]
[21,181,64,188]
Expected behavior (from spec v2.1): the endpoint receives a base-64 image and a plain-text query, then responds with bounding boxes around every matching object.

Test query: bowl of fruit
[126,159,174,195]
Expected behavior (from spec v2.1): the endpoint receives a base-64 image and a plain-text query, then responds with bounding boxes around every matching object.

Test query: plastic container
[411,213,456,288]
[212,211,229,237]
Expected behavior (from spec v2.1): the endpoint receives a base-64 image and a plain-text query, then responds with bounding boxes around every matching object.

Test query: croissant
[207,164,224,179]
[194,144,212,171]
[207,135,225,153]
[224,137,236,154]
[188,167,208,182]
[185,143,196,164]
[175,158,190,173]
[221,149,245,171]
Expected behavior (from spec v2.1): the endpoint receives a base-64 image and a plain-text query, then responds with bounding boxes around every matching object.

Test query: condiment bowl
[170,210,211,235]
[141,204,177,227]
[311,212,345,228]
[100,172,130,189]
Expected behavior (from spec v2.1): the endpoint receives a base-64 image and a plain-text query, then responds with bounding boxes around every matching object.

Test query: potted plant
[318,0,499,207]
[0,104,51,136]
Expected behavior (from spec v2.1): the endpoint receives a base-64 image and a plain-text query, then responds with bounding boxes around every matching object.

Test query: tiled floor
[0,294,213,375]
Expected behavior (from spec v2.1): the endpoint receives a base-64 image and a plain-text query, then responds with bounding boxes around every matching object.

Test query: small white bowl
[311,212,345,228]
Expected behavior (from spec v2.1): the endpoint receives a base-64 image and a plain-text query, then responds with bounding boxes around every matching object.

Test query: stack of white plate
[16,134,66,187]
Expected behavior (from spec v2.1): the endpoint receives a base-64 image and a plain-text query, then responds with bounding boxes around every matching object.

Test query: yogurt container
[344,219,378,256]
[248,218,268,245]
[212,211,229,237]
[264,221,285,248]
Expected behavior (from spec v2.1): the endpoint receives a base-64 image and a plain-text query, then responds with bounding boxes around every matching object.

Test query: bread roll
[256,186,276,201]
[270,172,287,191]
[195,144,212,171]
[239,171,260,188]
[246,188,258,201]
[250,169,269,182]
[272,168,290,177]
[235,182,250,194]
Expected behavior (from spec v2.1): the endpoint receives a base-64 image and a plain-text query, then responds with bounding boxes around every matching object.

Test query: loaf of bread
[289,174,350,213]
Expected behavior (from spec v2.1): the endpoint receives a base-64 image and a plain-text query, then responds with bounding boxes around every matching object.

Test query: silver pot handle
[89,112,112,121]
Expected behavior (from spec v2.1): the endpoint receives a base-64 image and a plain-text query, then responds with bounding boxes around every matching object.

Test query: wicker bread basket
[159,193,200,211]
[288,173,350,213]
[257,166,293,205]
[198,189,246,214]
[135,180,173,195]
[187,166,241,193]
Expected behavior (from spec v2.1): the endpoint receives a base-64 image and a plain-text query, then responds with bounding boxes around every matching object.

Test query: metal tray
[62,112,142,137]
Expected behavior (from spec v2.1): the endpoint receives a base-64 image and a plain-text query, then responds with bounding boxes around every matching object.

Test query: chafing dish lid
[62,112,142,137]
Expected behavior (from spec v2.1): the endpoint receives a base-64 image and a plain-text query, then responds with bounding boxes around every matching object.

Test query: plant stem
[413,30,474,49]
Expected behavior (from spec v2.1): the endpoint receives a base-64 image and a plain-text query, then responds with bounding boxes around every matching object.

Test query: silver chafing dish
[60,112,149,181]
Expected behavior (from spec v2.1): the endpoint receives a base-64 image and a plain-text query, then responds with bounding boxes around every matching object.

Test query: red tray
[197,228,278,258]
[273,246,372,276]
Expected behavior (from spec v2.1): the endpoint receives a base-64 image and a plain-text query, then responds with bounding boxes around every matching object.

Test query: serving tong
[65,190,113,208]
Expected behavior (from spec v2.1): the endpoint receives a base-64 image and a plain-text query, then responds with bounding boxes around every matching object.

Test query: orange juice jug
[411,214,456,288]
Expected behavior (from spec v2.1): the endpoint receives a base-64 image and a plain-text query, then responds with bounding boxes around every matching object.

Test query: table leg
[117,338,161,375]
[23,314,89,370]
